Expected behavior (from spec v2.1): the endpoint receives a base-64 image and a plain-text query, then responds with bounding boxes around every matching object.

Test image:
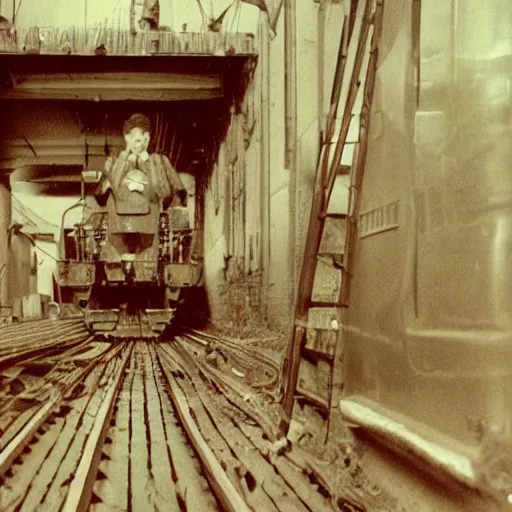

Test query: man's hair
[123,113,151,136]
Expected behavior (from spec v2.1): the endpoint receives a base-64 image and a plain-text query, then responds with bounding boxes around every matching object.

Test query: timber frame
[0,54,257,103]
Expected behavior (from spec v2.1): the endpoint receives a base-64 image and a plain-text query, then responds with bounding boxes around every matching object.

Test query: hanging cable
[196,0,208,26]
[8,227,61,262]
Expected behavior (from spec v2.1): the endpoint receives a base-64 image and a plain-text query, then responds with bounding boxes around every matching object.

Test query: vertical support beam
[0,175,11,314]
[317,0,327,131]
[284,0,298,322]
[259,16,271,322]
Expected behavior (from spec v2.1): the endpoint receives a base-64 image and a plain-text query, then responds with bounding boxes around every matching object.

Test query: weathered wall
[0,0,347,334]
[34,241,57,299]
[203,2,345,333]
[8,231,37,300]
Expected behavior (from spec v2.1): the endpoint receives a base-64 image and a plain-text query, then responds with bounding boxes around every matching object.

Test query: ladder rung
[319,212,347,220]
[302,345,334,363]
[336,165,351,175]
[307,300,343,309]
[295,388,329,411]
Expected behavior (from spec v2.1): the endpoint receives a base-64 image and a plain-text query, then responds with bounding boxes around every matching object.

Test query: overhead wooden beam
[0,72,223,101]
[0,54,257,104]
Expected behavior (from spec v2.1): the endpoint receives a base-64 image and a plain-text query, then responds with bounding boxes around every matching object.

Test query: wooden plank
[180,355,307,512]
[228,406,333,512]
[147,344,218,512]
[7,361,109,510]
[61,345,131,512]
[0,415,68,511]
[42,355,122,511]
[12,72,220,88]
[5,135,124,148]
[295,388,330,411]
[282,326,306,416]
[303,328,337,360]
[138,342,182,511]
[0,88,223,101]
[0,156,86,170]
[91,347,135,512]
[0,337,98,467]
[157,346,252,512]
[128,344,154,511]
[1,146,113,159]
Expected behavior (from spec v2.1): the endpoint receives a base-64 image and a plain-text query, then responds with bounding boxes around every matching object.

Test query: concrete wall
[203,2,345,333]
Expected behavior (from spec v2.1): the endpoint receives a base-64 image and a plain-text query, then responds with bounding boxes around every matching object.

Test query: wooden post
[285,0,299,315]
[259,16,271,322]
[0,175,11,313]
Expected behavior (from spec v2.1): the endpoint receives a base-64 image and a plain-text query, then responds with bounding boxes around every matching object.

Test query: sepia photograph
[0,1,510,510]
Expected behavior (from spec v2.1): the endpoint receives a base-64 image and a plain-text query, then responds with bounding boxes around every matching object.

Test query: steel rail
[172,340,284,442]
[156,344,252,512]
[183,327,280,364]
[181,337,278,390]
[0,332,92,371]
[180,329,280,389]
[0,323,86,349]
[61,343,132,512]
[0,335,98,420]
[0,318,84,342]
[0,338,117,479]
[178,334,277,389]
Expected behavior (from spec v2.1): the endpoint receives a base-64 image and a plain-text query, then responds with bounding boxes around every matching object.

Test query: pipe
[317,0,327,130]
[284,0,298,324]
[259,16,271,322]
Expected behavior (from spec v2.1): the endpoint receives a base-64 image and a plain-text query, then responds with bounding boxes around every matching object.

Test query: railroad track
[179,328,281,391]
[0,334,332,512]
[0,318,91,370]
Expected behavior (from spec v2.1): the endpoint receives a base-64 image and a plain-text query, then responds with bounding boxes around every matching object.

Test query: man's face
[125,127,150,155]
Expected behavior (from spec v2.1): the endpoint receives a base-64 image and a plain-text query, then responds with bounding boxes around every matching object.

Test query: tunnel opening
[0,54,256,326]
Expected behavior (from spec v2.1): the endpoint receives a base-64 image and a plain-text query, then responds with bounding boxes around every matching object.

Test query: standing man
[98,113,187,211]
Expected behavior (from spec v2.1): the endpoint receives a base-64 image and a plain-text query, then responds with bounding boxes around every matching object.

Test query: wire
[229,1,241,34]
[196,0,208,25]
[13,230,61,262]
[236,0,242,34]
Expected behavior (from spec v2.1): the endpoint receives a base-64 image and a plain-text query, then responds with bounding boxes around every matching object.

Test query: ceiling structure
[0,54,257,176]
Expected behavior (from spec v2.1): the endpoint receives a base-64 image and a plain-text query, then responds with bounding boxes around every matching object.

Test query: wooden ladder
[281,0,384,430]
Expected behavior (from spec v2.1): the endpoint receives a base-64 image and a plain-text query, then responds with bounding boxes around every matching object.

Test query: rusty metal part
[0,337,112,479]
[0,319,90,370]
[61,343,132,512]
[173,338,286,442]
[181,329,280,390]
[156,344,252,512]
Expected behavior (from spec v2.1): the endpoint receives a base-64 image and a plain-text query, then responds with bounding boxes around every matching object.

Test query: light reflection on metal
[339,0,512,504]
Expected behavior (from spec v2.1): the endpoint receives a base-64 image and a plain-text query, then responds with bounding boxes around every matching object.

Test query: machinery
[56,164,202,339]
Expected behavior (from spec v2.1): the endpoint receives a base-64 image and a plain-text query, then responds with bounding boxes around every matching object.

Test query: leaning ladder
[281,0,384,426]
